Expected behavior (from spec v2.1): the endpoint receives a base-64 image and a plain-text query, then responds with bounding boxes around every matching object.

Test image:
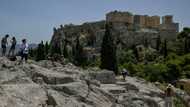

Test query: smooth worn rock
[0,84,47,107]
[88,70,116,84]
[0,57,170,107]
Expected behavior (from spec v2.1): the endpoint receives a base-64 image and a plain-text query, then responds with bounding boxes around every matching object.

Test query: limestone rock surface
[0,57,169,107]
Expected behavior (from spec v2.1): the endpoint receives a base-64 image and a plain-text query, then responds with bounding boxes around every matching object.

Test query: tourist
[20,39,29,63]
[1,34,9,56]
[8,37,17,56]
[165,84,174,107]
[121,68,129,80]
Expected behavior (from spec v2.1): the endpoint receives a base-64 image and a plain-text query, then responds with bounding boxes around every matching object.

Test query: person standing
[1,34,9,56]
[20,39,29,63]
[165,84,174,107]
[8,37,17,56]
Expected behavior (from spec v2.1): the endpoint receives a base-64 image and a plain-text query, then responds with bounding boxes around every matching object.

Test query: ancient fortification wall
[106,11,179,32]
[106,11,134,24]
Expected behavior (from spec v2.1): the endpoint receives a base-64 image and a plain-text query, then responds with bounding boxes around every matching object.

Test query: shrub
[120,63,144,76]
[143,64,168,82]
[145,48,158,62]
[183,65,190,78]
[166,53,179,60]
[36,41,46,61]
[183,65,190,71]
[183,54,190,65]
[165,60,183,82]
[118,49,137,65]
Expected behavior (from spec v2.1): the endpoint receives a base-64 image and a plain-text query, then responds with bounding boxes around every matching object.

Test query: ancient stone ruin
[50,11,179,61]
[106,11,179,32]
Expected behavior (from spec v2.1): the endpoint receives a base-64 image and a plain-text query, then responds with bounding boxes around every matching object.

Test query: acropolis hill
[50,11,179,60]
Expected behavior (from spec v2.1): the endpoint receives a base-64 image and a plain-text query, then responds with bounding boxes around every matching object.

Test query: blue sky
[0,0,189,43]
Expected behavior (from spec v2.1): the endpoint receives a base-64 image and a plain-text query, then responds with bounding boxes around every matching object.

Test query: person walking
[165,84,174,107]
[20,39,29,63]
[121,68,129,80]
[8,37,17,56]
[1,34,9,56]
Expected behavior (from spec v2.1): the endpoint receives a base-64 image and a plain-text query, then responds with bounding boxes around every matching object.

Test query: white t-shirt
[21,43,29,54]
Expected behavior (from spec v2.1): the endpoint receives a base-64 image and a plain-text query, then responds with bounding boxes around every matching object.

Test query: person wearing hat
[1,34,9,56]
[165,84,174,107]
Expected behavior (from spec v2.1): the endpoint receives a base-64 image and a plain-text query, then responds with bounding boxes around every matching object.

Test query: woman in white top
[20,39,29,62]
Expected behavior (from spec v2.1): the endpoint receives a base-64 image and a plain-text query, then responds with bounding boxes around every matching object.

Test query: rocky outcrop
[87,70,116,84]
[101,77,165,107]
[0,57,167,107]
[50,21,105,56]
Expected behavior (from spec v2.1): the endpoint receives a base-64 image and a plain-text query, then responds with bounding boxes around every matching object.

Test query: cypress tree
[29,48,35,58]
[50,41,62,56]
[156,35,161,51]
[188,37,190,53]
[178,27,190,54]
[44,41,50,56]
[100,22,118,74]
[144,38,148,48]
[63,39,68,58]
[75,36,85,66]
[50,43,62,56]
[36,42,41,61]
[184,37,190,53]
[163,39,168,58]
[184,38,188,53]
[87,29,96,47]
[36,41,45,61]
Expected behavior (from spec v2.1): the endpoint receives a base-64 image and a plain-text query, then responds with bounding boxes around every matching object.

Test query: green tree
[184,38,188,53]
[74,36,86,66]
[160,39,168,58]
[164,39,168,58]
[44,41,50,57]
[100,23,118,74]
[156,35,161,51]
[118,49,137,65]
[144,38,149,48]
[178,27,190,39]
[63,39,69,58]
[166,59,182,82]
[28,48,35,59]
[36,41,45,61]
[50,44,62,56]
[143,64,168,82]
[178,27,190,54]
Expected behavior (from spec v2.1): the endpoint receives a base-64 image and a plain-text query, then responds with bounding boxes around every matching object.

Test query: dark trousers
[1,45,6,56]
[9,45,16,56]
[21,53,28,61]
